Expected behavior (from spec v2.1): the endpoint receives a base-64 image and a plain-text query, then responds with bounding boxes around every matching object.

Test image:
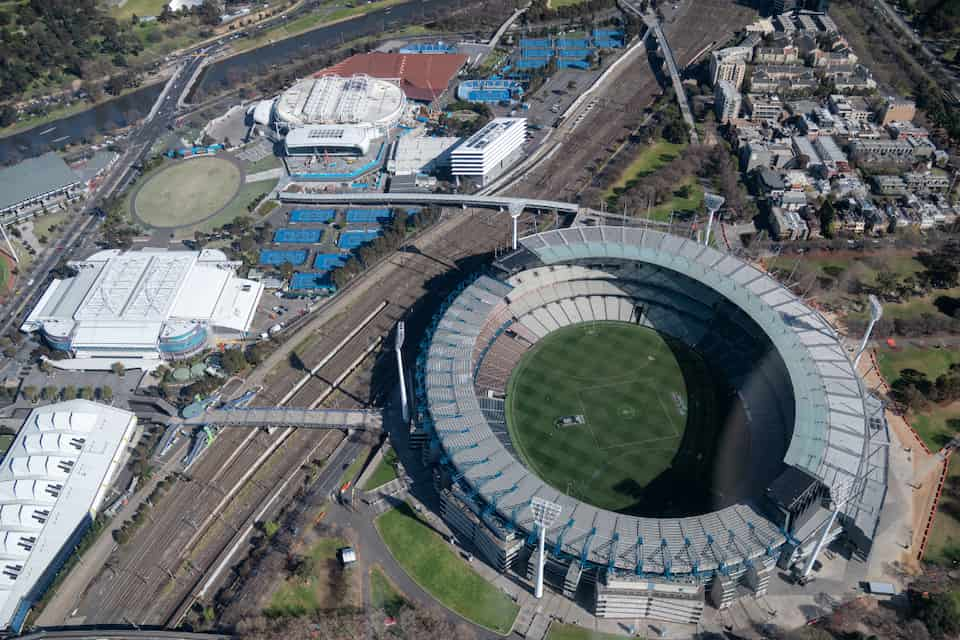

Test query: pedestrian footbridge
[183,407,383,431]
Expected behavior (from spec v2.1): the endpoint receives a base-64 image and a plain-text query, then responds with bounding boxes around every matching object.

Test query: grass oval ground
[505,321,690,514]
[134,156,242,228]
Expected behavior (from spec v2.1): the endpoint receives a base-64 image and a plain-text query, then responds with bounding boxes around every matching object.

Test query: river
[0,0,460,165]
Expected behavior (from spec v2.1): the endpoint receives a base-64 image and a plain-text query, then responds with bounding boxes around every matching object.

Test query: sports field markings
[654,390,682,437]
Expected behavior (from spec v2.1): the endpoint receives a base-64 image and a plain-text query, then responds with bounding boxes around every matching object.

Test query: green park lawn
[32,211,69,242]
[547,623,627,640]
[370,565,406,616]
[264,537,346,617]
[644,177,704,222]
[339,449,369,488]
[603,139,685,202]
[362,447,398,491]
[109,0,168,20]
[135,156,241,228]
[376,502,519,633]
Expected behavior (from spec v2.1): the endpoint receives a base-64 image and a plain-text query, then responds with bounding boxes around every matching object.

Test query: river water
[0,0,459,165]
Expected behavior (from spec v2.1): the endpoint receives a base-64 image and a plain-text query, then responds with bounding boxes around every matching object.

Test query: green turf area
[32,211,69,242]
[546,622,626,640]
[339,448,370,488]
[644,177,705,222]
[926,460,960,565]
[506,321,727,516]
[109,0,168,20]
[363,447,399,491]
[603,139,686,201]
[376,502,519,633]
[0,253,11,294]
[265,537,346,617]
[135,157,241,228]
[370,565,406,616]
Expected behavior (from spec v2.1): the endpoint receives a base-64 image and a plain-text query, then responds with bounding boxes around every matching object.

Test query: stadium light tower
[509,202,524,251]
[703,192,725,248]
[395,321,409,424]
[853,294,883,370]
[531,497,561,599]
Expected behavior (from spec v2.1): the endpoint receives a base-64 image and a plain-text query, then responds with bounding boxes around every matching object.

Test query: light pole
[509,202,524,251]
[395,321,409,424]
[531,497,561,599]
[703,192,725,248]
[853,294,883,370]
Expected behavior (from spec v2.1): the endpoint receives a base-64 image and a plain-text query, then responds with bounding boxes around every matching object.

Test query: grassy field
[506,322,703,514]
[926,460,960,565]
[878,346,960,450]
[603,139,685,202]
[31,211,69,242]
[376,502,519,633]
[0,251,12,295]
[169,178,278,239]
[135,157,241,228]
[109,0,167,20]
[362,447,398,491]
[644,177,704,222]
[548,0,592,7]
[339,448,369,488]
[369,565,406,616]
[547,623,626,640]
[265,537,346,617]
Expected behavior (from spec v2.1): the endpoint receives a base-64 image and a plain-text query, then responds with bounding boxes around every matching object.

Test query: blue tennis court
[313,253,348,270]
[274,228,323,243]
[290,272,337,292]
[290,209,335,223]
[345,208,392,224]
[338,229,381,249]
[259,249,307,266]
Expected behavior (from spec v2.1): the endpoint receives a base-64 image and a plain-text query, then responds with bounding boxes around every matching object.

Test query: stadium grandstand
[415,226,888,623]
[456,79,524,103]
[0,400,137,632]
[21,250,263,363]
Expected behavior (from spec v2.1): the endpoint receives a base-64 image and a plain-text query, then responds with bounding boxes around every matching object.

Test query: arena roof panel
[317,52,468,102]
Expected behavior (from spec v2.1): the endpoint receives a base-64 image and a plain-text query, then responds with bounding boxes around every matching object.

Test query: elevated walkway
[278,190,580,214]
[184,407,382,430]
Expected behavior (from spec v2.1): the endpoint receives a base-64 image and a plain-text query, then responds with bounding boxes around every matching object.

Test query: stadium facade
[21,249,263,362]
[415,226,888,623]
[0,400,136,632]
[251,74,406,157]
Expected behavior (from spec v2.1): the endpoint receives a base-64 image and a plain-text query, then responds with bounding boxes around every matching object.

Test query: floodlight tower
[531,497,562,599]
[703,192,725,248]
[396,321,409,424]
[509,202,524,251]
[853,294,883,370]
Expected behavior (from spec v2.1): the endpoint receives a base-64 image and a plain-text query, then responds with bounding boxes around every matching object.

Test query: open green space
[170,178,278,239]
[265,536,346,617]
[0,253,12,294]
[376,502,519,633]
[109,0,168,20]
[603,139,685,201]
[878,346,960,451]
[363,447,398,491]
[134,156,241,228]
[926,460,960,566]
[339,449,369,488]
[370,565,406,616]
[547,622,626,640]
[31,211,70,242]
[506,321,727,515]
[242,153,282,174]
[644,177,704,222]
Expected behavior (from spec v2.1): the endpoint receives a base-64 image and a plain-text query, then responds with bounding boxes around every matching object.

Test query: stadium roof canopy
[21,249,263,359]
[0,152,80,213]
[317,52,469,102]
[0,400,136,631]
[424,226,887,575]
[274,74,405,128]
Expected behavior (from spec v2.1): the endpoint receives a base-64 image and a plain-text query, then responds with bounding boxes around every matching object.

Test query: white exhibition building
[0,400,137,632]
[451,117,527,185]
[21,249,263,364]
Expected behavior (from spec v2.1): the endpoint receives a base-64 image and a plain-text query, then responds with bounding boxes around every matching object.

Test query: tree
[22,386,38,403]
[62,385,77,401]
[79,386,93,400]
[221,348,247,375]
[818,199,837,238]
[279,261,295,282]
[100,386,113,402]
[0,104,16,128]
[875,270,900,301]
[910,589,960,639]
[111,362,125,377]
[41,385,58,401]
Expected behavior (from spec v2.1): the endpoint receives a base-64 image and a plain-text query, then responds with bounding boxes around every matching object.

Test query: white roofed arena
[252,74,406,157]
[21,249,263,363]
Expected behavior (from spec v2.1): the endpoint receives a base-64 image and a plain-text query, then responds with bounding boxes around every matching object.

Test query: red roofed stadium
[315,52,468,102]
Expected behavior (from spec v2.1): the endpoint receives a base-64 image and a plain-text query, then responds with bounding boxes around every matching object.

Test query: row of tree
[21,384,112,403]
[890,363,960,412]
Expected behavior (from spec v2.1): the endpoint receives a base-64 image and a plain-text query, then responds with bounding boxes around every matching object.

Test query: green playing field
[505,321,723,516]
